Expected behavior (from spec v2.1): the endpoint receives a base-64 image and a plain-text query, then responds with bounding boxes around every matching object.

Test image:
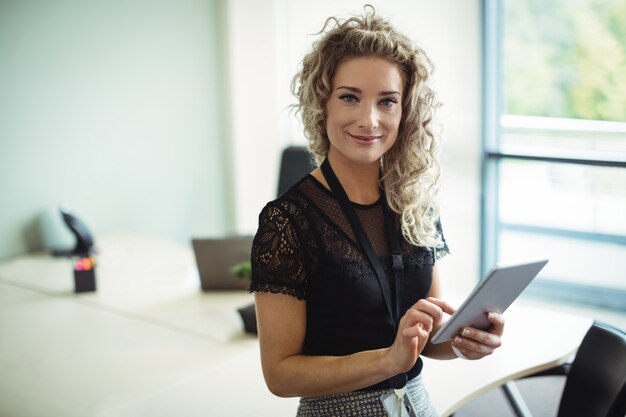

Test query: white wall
[2,0,482,291]
[227,0,482,295]
[0,0,231,259]
[224,0,284,234]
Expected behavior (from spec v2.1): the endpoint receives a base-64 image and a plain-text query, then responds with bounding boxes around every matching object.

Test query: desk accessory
[51,208,98,293]
[73,255,97,293]
[53,208,95,257]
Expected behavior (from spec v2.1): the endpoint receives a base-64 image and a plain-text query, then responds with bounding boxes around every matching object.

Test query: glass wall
[482,0,626,310]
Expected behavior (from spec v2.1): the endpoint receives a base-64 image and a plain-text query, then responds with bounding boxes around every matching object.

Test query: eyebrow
[336,86,401,96]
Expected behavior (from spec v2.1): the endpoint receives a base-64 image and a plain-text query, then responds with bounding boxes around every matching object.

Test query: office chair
[556,321,626,417]
[503,321,626,417]
[277,146,316,197]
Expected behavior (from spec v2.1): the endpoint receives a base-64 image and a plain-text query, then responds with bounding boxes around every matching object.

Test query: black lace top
[250,174,449,391]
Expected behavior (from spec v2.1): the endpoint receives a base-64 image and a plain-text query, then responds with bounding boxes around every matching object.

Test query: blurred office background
[1,0,624,324]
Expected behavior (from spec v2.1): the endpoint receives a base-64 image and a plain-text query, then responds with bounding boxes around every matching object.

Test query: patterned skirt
[296,374,440,417]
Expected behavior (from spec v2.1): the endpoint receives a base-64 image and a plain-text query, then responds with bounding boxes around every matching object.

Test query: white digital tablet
[430,259,549,344]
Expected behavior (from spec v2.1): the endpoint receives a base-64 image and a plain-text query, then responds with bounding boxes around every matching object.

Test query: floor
[454,376,566,417]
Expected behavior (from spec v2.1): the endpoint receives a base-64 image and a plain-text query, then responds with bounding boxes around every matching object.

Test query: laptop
[191,236,254,291]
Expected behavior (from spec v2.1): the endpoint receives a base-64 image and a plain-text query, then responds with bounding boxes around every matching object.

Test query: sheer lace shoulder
[403,218,450,268]
[250,177,449,300]
[433,218,450,261]
[250,198,310,300]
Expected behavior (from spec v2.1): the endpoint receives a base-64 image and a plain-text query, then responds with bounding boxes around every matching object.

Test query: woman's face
[325,56,403,167]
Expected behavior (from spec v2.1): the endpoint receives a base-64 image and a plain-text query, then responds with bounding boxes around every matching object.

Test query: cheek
[385,112,402,134]
[384,113,402,148]
[325,114,336,138]
[326,110,349,137]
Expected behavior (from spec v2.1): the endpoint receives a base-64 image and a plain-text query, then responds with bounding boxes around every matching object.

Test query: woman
[250,6,504,417]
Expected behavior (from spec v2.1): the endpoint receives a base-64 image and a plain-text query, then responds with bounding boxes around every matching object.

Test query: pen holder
[74,267,96,293]
[73,255,97,293]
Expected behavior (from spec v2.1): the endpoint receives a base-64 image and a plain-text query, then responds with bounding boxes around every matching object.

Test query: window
[482,0,626,310]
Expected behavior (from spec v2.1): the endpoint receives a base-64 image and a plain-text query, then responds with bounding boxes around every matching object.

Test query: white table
[422,300,592,416]
[0,233,592,417]
[0,234,299,417]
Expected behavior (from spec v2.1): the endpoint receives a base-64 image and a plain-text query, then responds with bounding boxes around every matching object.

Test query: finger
[451,335,495,357]
[402,323,429,339]
[411,299,444,327]
[486,312,505,335]
[451,344,476,360]
[405,308,435,333]
[425,297,456,315]
[458,327,502,349]
[460,327,502,349]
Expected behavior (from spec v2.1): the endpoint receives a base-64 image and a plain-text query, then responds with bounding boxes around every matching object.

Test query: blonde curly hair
[291,5,444,248]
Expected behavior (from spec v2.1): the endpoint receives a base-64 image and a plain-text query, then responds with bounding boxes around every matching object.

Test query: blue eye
[339,94,358,103]
[380,98,398,107]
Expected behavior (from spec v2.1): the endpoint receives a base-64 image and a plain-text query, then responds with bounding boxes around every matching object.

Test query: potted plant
[230,261,257,334]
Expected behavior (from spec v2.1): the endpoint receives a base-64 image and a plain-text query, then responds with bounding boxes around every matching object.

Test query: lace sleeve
[434,218,450,261]
[250,202,308,300]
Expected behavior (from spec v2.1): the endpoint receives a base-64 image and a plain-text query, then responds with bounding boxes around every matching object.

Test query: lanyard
[321,157,404,323]
[321,158,408,388]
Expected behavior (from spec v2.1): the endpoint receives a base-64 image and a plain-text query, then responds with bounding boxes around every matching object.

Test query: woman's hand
[387,297,455,373]
[450,312,505,360]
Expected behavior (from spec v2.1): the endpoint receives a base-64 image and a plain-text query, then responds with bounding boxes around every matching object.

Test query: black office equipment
[277,146,316,197]
[191,236,253,291]
[555,321,626,417]
[48,208,98,293]
[502,321,626,417]
[53,208,95,257]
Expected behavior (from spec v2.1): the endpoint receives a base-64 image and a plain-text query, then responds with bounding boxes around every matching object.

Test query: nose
[358,103,378,130]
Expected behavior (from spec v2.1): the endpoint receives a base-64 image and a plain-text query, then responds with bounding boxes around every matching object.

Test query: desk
[0,234,255,342]
[0,234,592,417]
[422,301,592,416]
[0,234,299,417]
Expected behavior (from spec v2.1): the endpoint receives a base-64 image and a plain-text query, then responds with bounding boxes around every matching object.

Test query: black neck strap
[321,158,407,388]
[320,158,405,325]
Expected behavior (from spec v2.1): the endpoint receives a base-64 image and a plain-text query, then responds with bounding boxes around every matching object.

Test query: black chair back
[557,321,626,417]
[277,146,316,197]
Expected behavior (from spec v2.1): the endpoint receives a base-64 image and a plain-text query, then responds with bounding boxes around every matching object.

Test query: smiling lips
[349,133,382,145]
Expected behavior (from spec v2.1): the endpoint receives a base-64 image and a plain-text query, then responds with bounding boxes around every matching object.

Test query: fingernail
[453,336,462,344]
[462,328,470,336]
[488,312,495,320]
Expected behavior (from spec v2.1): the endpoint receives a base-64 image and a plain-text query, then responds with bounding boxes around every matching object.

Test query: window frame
[481,0,626,311]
